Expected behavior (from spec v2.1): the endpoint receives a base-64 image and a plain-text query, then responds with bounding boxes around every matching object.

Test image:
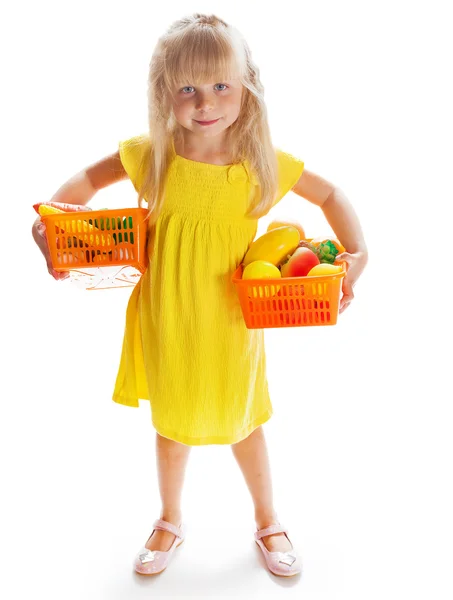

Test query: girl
[32,13,368,578]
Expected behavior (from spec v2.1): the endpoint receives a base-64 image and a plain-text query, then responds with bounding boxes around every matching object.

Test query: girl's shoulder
[267,146,305,207]
[119,133,151,154]
[118,133,151,192]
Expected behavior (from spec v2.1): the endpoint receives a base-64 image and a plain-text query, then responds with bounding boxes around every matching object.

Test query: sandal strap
[153,518,184,539]
[254,522,287,541]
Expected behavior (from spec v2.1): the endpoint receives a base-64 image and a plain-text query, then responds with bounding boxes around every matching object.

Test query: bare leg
[231,426,293,552]
[145,432,191,552]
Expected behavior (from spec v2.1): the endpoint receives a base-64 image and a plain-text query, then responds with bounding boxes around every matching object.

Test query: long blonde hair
[136,13,279,226]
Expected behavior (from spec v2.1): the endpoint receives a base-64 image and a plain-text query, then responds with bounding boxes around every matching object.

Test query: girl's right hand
[31,202,92,281]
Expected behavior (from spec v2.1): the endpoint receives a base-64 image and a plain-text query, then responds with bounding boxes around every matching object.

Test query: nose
[195,92,215,113]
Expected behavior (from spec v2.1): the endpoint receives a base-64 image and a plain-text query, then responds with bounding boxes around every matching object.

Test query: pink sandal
[133,519,185,575]
[254,523,302,577]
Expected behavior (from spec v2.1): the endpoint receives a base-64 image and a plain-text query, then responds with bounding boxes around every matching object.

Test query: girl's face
[171,79,243,139]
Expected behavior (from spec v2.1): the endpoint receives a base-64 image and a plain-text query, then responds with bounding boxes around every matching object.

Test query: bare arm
[292,168,367,254]
[42,150,128,208]
[32,150,129,279]
[291,168,337,207]
[321,188,368,255]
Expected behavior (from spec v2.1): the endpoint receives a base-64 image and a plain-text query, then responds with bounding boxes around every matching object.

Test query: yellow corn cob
[38,205,65,216]
[38,204,112,247]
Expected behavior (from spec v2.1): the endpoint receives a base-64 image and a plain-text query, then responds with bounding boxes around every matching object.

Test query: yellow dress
[112,134,304,446]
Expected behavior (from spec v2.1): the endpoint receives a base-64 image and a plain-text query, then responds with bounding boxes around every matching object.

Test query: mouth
[194,118,220,125]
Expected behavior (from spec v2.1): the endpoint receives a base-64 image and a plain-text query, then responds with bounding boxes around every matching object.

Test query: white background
[2,1,452,598]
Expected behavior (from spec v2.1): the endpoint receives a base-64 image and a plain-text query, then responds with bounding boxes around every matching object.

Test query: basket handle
[336,259,349,274]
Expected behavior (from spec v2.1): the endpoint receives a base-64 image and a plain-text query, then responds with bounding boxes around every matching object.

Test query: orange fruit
[267,219,305,241]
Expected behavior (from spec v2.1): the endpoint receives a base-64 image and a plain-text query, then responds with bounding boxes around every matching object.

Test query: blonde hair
[136,13,279,226]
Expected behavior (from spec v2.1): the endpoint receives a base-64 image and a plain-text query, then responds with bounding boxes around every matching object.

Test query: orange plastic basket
[40,208,149,275]
[232,260,347,329]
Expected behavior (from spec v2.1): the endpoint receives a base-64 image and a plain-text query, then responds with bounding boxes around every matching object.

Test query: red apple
[280,247,320,277]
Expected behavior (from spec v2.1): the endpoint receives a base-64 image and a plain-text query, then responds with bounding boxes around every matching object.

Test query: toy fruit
[311,236,346,254]
[113,216,135,245]
[38,204,112,247]
[267,219,305,240]
[242,260,281,298]
[307,263,343,276]
[307,263,344,297]
[37,204,65,216]
[243,226,300,267]
[297,239,317,253]
[280,247,320,277]
[314,240,341,264]
[33,201,92,214]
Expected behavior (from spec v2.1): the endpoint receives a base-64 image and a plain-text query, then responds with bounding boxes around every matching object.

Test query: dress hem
[112,394,140,408]
[151,408,273,446]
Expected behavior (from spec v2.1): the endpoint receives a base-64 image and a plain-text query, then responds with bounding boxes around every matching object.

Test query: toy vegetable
[310,237,346,264]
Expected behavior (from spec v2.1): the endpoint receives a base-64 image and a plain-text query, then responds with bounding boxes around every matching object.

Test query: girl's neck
[173,136,233,166]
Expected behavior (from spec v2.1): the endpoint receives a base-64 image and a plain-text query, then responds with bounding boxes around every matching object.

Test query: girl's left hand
[334,251,368,313]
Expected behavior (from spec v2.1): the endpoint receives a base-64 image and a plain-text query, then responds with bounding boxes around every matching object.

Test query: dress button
[227,164,248,184]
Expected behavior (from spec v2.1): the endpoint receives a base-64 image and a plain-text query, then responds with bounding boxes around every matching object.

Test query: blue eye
[181,84,228,93]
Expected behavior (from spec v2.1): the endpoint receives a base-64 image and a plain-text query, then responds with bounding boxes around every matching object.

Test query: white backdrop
[2,1,452,599]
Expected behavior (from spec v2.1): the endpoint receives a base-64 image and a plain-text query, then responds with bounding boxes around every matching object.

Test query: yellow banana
[243,226,300,267]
